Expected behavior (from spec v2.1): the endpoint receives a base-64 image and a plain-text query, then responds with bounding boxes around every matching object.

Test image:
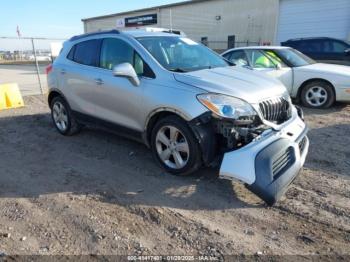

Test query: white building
[82,0,350,51]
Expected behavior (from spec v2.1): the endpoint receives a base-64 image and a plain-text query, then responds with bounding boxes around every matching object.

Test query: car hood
[174,66,287,103]
[298,63,350,76]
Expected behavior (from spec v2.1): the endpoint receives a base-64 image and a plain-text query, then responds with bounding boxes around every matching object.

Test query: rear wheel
[151,116,202,176]
[300,81,335,108]
[50,96,81,136]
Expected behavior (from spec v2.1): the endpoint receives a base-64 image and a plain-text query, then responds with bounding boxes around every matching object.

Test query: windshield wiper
[226,60,235,66]
[168,68,188,73]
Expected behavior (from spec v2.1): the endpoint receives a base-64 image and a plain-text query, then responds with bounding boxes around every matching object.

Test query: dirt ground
[0,95,349,258]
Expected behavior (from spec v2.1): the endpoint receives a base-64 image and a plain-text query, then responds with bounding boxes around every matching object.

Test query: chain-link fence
[0,37,66,96]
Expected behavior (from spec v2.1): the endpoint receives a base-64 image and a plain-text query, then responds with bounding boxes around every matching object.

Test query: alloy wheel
[305,86,328,107]
[52,101,69,132]
[155,125,190,169]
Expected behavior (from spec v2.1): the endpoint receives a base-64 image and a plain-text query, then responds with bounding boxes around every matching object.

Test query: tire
[151,115,202,176]
[300,81,335,109]
[50,96,81,136]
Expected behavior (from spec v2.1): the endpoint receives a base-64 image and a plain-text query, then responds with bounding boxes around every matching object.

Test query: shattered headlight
[197,93,257,119]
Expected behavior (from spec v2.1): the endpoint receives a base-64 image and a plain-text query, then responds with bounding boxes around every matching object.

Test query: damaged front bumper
[219,112,309,205]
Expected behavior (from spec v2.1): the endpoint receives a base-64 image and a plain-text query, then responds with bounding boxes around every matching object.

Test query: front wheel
[300,81,335,108]
[151,116,202,176]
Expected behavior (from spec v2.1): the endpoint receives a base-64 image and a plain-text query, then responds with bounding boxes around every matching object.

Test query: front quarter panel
[142,79,208,130]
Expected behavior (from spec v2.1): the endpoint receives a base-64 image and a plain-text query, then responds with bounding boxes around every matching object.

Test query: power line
[0,36,66,40]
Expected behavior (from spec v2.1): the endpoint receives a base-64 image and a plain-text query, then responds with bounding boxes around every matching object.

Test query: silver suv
[47,30,309,205]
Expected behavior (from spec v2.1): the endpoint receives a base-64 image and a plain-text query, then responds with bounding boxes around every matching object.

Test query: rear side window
[287,40,321,53]
[285,41,300,49]
[67,46,75,60]
[228,50,249,66]
[324,40,349,53]
[303,40,322,53]
[68,39,101,67]
[222,52,232,60]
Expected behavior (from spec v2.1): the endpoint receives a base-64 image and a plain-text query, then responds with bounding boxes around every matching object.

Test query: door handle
[95,78,104,85]
[60,69,66,75]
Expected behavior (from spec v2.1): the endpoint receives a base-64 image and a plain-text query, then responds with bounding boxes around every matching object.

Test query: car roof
[122,30,180,38]
[283,37,340,42]
[222,46,290,54]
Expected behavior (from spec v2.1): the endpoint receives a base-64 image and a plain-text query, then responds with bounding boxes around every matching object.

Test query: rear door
[60,39,102,117]
[298,40,323,60]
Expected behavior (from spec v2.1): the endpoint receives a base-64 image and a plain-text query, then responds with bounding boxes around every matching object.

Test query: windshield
[137,36,229,72]
[276,48,316,67]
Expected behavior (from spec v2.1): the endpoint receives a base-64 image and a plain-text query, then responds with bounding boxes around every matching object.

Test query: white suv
[47,30,309,205]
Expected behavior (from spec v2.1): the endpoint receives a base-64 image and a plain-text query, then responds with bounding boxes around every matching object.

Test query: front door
[92,37,149,131]
[322,39,350,65]
[245,49,293,92]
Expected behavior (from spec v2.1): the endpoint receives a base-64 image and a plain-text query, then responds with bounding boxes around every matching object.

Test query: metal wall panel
[83,0,279,46]
[277,0,350,44]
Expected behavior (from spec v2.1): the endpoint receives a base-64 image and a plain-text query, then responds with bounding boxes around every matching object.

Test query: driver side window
[100,38,155,78]
[333,41,348,53]
[100,38,133,70]
[246,50,276,69]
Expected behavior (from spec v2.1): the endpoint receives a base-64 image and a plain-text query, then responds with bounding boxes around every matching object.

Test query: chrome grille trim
[259,97,291,124]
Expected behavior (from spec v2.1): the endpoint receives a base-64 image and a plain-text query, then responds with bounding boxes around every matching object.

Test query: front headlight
[197,93,257,119]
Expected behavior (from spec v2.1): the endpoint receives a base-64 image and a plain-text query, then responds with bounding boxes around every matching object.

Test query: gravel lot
[0,65,48,96]
[0,95,349,258]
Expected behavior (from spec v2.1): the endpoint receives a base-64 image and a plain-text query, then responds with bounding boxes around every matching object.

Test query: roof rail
[141,27,186,36]
[69,29,120,41]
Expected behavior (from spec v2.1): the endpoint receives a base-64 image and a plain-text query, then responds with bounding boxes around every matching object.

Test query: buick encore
[47,30,309,205]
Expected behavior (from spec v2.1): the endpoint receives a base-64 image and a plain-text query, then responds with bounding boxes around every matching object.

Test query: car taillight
[46,64,53,74]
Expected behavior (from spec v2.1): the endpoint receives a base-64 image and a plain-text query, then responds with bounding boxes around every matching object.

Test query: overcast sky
[0,0,185,51]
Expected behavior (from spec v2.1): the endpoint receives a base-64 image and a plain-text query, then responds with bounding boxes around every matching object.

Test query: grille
[272,147,295,177]
[259,97,292,124]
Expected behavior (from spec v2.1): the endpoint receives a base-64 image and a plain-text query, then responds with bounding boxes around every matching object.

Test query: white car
[222,46,350,108]
[28,55,52,62]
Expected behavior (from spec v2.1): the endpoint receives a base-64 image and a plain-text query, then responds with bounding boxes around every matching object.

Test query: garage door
[276,0,350,44]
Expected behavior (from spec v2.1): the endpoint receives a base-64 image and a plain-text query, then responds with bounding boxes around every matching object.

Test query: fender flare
[47,88,68,107]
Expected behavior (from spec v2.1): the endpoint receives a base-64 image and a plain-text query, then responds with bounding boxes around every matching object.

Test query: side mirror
[345,48,350,55]
[112,63,140,86]
[275,63,282,70]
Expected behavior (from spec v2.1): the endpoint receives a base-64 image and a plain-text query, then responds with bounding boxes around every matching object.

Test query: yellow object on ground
[0,83,24,110]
